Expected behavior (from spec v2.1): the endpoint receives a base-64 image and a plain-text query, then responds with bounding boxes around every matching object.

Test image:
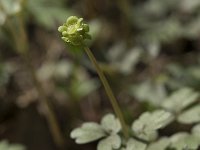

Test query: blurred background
[0,0,200,149]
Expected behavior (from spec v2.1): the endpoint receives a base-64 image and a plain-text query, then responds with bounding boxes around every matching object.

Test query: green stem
[116,0,131,20]
[22,52,65,147]
[7,15,65,147]
[84,47,129,139]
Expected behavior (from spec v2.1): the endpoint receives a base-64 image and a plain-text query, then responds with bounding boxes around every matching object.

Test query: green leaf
[147,137,170,150]
[161,88,199,113]
[178,104,200,124]
[117,48,141,74]
[0,0,22,15]
[130,80,167,106]
[101,114,121,134]
[125,138,147,150]
[169,132,200,150]
[97,134,121,150]
[70,122,106,144]
[0,10,6,25]
[27,0,73,29]
[0,140,26,150]
[0,0,22,25]
[132,110,174,141]
[181,0,200,12]
[71,78,99,99]
[192,124,200,138]
[0,63,13,87]
[135,129,158,142]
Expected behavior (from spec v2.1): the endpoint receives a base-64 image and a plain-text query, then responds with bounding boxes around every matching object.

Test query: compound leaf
[132,110,174,141]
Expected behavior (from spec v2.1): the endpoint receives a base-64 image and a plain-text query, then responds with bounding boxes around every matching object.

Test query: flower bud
[58,16,91,47]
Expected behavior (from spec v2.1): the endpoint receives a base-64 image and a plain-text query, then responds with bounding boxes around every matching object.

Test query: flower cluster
[58,16,91,46]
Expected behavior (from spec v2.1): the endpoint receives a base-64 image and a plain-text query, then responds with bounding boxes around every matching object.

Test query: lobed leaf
[178,104,200,124]
[125,138,147,150]
[70,122,106,144]
[192,124,200,138]
[101,114,121,134]
[161,88,199,113]
[0,140,26,150]
[97,134,121,150]
[0,0,22,15]
[147,137,170,150]
[130,80,167,106]
[132,110,174,141]
[169,132,200,150]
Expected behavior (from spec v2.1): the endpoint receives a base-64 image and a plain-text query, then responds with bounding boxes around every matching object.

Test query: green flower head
[58,16,91,47]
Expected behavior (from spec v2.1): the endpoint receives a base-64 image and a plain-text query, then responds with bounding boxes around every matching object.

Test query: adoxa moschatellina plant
[58,16,181,150]
[58,15,129,139]
[58,16,129,138]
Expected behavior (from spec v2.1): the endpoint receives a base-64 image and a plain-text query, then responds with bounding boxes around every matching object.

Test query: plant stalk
[22,52,65,147]
[6,16,65,147]
[84,47,129,139]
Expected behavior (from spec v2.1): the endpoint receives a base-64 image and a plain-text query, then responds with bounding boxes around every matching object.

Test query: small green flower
[58,16,91,46]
